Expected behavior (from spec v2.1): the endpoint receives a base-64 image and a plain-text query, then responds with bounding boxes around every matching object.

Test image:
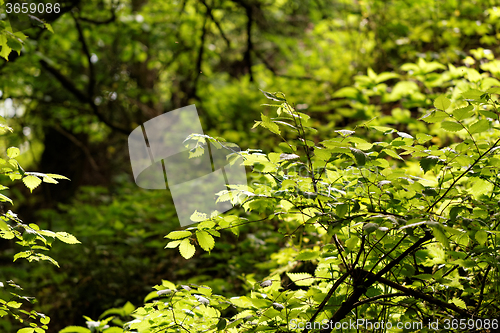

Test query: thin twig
[427,138,500,212]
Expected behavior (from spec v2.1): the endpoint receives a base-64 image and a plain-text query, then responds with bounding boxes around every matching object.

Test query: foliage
[0,0,54,61]
[63,57,500,332]
[0,125,78,333]
[1,0,500,331]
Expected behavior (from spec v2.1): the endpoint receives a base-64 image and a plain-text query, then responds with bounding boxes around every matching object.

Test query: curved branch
[319,231,433,333]
[39,59,130,135]
[302,272,350,333]
[72,13,95,99]
[427,137,500,212]
[199,0,231,47]
[352,292,406,308]
[244,4,253,81]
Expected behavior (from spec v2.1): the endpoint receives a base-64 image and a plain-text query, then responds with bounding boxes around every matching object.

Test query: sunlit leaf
[433,95,451,110]
[179,238,195,259]
[196,230,215,252]
[441,121,463,132]
[22,175,42,193]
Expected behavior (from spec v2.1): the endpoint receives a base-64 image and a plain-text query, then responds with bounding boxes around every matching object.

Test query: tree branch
[357,268,473,317]
[254,51,328,83]
[72,13,95,99]
[53,124,100,172]
[352,292,406,308]
[39,59,130,135]
[474,265,492,315]
[427,137,500,212]
[319,231,433,333]
[199,0,231,47]
[245,5,254,81]
[39,59,88,103]
[302,272,350,333]
[191,11,209,99]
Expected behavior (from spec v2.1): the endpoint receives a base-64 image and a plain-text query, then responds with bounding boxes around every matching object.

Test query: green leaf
[345,235,360,252]
[0,219,9,231]
[13,251,31,262]
[190,211,207,222]
[0,123,14,134]
[0,36,12,60]
[286,272,314,286]
[461,89,485,101]
[349,137,372,150]
[336,203,348,218]
[363,223,379,234]
[260,90,286,102]
[470,178,493,199]
[179,238,195,259]
[17,328,35,333]
[450,297,467,309]
[45,23,54,33]
[486,87,500,94]
[367,67,376,79]
[196,230,215,252]
[216,318,227,331]
[55,232,81,244]
[7,147,20,158]
[279,153,300,161]
[22,175,42,193]
[475,230,488,245]
[416,133,433,144]
[296,250,320,261]
[7,301,22,308]
[381,149,403,160]
[165,240,181,249]
[375,72,399,83]
[332,87,359,99]
[44,174,70,180]
[479,110,497,119]
[260,114,281,135]
[370,126,395,134]
[349,147,366,165]
[441,121,463,132]
[452,105,474,121]
[165,230,192,240]
[420,156,439,173]
[434,95,451,110]
[0,229,15,239]
[430,224,450,249]
[7,37,22,54]
[41,176,58,184]
[420,111,449,123]
[0,193,13,204]
[468,119,490,134]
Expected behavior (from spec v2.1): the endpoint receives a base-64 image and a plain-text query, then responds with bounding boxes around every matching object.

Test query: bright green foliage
[0,128,78,332]
[0,0,500,331]
[108,59,500,332]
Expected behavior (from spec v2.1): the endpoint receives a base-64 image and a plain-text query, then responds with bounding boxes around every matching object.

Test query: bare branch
[352,293,406,308]
[199,0,231,47]
[72,12,95,99]
[39,59,130,135]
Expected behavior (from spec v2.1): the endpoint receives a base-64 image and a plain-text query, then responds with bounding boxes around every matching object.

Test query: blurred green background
[0,0,499,330]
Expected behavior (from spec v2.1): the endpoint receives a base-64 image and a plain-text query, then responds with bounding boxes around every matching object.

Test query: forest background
[0,0,500,332]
